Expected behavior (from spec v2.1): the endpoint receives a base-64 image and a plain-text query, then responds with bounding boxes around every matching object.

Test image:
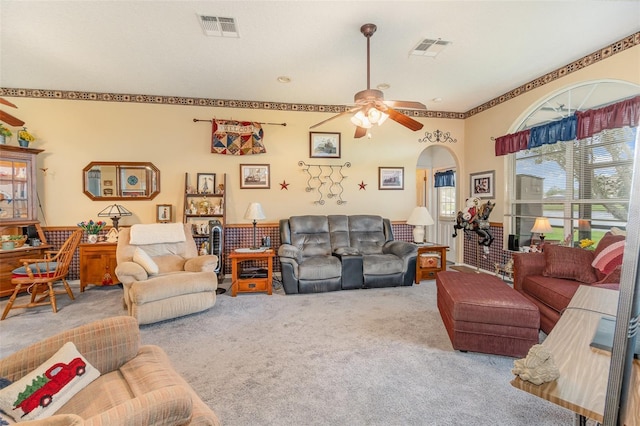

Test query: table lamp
[98,204,132,230]
[407,206,434,243]
[531,217,553,242]
[244,202,266,249]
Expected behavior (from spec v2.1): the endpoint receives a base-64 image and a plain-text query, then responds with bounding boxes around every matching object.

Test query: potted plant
[0,124,11,144]
[17,127,35,147]
[78,220,106,243]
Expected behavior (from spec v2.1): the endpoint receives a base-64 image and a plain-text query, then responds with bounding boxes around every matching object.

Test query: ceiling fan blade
[383,100,427,110]
[386,107,424,132]
[0,110,25,127]
[354,126,367,138]
[0,98,18,109]
[309,107,361,129]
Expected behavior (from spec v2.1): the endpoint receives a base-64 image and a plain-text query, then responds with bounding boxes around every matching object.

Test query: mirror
[83,161,160,200]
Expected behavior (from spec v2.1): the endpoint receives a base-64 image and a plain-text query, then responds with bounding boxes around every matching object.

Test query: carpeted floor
[0,278,578,425]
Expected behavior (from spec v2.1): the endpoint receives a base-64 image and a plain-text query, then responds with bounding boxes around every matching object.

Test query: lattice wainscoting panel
[461,224,506,272]
[48,222,415,279]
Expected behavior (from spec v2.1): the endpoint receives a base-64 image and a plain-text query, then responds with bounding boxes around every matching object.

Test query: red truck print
[13,357,86,417]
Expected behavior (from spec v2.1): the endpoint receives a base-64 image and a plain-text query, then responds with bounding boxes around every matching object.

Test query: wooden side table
[415,244,448,283]
[79,242,120,292]
[228,249,275,297]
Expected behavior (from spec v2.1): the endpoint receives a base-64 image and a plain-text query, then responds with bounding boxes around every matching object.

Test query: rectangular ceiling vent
[198,15,239,38]
[410,38,451,58]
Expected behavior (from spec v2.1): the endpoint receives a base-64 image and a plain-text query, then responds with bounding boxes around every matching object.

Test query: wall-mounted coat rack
[298,161,351,205]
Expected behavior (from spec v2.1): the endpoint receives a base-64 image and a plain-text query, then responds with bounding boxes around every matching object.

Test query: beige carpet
[1,279,580,425]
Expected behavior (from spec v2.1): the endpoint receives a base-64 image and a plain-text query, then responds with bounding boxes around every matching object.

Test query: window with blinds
[511,126,635,246]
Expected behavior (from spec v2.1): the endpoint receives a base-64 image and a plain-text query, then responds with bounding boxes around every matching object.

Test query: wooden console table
[415,243,448,283]
[79,242,120,292]
[511,285,639,425]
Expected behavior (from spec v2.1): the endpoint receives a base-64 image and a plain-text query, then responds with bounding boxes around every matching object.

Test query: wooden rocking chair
[1,229,83,320]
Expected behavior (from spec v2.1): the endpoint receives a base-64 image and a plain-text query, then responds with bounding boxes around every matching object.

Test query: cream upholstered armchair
[115,223,218,325]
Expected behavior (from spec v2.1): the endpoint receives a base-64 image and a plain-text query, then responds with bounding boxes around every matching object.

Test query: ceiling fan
[310,23,427,138]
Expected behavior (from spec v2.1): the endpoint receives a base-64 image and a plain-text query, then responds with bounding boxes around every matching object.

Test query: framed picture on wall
[197,173,216,194]
[240,164,270,189]
[309,132,341,158]
[378,167,404,190]
[156,204,172,223]
[470,170,495,199]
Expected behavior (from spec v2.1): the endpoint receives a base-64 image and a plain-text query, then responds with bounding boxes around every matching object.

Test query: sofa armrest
[115,261,148,284]
[278,244,302,263]
[512,252,545,292]
[83,385,194,426]
[383,240,417,259]
[0,317,140,382]
[184,255,219,273]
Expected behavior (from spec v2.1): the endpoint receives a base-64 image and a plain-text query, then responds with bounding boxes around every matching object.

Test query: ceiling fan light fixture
[367,107,388,125]
[351,111,372,128]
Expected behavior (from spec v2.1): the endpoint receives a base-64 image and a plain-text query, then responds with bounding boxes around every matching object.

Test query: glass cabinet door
[0,146,39,222]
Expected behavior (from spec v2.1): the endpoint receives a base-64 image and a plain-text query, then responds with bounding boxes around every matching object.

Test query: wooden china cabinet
[0,145,51,297]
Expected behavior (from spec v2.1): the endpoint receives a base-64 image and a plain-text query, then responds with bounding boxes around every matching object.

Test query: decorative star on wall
[280,180,290,190]
[358,181,367,190]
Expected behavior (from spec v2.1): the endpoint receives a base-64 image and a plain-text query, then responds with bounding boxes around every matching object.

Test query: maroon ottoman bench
[436,271,540,357]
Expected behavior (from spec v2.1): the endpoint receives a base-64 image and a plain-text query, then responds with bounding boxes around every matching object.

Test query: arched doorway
[416,144,460,262]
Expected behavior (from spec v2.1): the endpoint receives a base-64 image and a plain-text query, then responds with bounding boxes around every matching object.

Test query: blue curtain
[528,115,577,149]
[434,170,455,187]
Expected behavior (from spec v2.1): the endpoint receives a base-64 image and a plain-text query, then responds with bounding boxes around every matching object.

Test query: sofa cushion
[349,216,387,255]
[592,240,625,275]
[592,232,626,280]
[133,247,159,275]
[290,216,332,257]
[521,275,582,313]
[363,254,404,275]
[298,256,342,280]
[542,245,598,284]
[0,342,100,422]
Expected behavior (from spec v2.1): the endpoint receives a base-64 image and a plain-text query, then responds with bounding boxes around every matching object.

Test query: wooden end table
[79,242,120,292]
[415,243,448,283]
[228,249,275,297]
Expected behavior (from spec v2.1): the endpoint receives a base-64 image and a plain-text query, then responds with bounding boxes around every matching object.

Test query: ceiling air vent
[198,15,239,38]
[410,38,451,58]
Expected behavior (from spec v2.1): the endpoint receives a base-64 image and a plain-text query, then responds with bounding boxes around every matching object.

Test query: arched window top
[514,80,640,132]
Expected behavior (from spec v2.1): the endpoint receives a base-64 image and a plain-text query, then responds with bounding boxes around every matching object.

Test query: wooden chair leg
[48,283,58,313]
[1,283,24,320]
[61,279,75,300]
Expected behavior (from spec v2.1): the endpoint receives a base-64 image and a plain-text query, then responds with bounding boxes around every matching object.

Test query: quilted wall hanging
[211,119,266,155]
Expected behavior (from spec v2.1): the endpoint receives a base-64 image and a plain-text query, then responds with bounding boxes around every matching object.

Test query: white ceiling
[1,1,639,114]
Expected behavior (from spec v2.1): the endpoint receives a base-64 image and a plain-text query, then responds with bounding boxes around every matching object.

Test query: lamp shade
[407,206,434,243]
[244,202,266,221]
[407,206,435,226]
[531,217,553,234]
[97,204,132,230]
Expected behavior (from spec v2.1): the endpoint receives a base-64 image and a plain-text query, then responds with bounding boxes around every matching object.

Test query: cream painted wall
[464,45,640,221]
[3,98,464,226]
[4,45,637,232]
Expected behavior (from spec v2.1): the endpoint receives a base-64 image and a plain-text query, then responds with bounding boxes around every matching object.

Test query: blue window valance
[434,170,455,187]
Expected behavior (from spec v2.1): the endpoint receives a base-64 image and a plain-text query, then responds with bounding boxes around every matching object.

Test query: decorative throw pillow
[0,342,100,422]
[542,244,598,284]
[592,240,625,275]
[133,247,159,275]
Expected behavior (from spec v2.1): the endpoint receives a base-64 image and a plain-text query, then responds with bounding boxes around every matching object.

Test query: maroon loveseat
[513,232,625,334]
